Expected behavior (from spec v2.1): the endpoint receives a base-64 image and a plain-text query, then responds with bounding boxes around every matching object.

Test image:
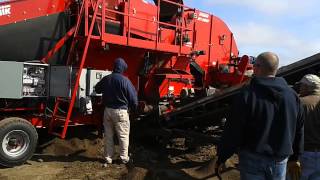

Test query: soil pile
[0,126,240,180]
[41,137,104,158]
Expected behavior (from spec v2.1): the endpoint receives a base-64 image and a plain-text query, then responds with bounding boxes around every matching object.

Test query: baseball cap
[299,74,320,88]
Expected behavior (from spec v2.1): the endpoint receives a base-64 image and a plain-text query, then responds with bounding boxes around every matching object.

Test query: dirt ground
[0,126,240,180]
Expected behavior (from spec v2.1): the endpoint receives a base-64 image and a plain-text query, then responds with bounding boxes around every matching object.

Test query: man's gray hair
[299,74,320,94]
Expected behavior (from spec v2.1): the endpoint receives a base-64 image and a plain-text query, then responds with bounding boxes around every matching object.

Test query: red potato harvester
[0,0,253,167]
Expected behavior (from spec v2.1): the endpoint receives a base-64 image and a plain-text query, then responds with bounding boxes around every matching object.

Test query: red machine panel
[0,0,70,26]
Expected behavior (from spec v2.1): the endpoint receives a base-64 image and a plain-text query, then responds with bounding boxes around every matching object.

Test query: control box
[49,67,111,98]
[0,61,48,99]
[49,66,86,98]
[49,66,111,113]
[86,69,112,96]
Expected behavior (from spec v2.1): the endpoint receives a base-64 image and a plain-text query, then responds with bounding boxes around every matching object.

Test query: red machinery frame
[49,0,201,138]
[0,0,250,139]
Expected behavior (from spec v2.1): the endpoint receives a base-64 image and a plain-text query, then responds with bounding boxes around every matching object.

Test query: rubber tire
[0,117,38,167]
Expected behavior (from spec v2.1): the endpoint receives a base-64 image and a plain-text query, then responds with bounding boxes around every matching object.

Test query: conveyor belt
[277,53,320,84]
[161,53,320,128]
[161,84,244,127]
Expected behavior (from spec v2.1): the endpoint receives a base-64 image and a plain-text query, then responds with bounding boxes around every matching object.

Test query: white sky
[185,0,320,66]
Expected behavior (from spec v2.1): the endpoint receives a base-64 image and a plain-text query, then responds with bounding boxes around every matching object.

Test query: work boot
[121,159,130,164]
[102,157,113,167]
[122,158,134,168]
[121,154,133,164]
[102,163,109,168]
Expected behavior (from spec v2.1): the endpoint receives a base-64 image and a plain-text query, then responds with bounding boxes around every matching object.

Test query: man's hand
[215,162,226,180]
[287,161,301,180]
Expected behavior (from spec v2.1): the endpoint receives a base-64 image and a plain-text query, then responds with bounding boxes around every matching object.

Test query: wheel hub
[2,130,30,158]
[8,138,18,147]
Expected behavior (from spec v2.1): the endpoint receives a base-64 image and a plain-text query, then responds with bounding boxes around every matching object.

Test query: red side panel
[0,0,71,26]
[191,11,240,86]
[126,0,157,40]
[209,15,239,66]
[193,10,212,73]
[83,42,145,89]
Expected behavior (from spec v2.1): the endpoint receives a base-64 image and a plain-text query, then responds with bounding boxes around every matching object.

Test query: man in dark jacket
[215,52,304,180]
[95,58,138,165]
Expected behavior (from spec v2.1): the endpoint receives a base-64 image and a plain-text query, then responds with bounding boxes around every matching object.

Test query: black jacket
[94,58,138,110]
[217,77,304,164]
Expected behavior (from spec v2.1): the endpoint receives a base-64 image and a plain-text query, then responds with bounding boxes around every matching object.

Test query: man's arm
[217,90,248,165]
[126,79,138,111]
[289,102,305,161]
[287,101,304,180]
[94,77,105,94]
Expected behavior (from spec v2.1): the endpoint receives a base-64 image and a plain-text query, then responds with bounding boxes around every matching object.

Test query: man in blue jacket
[215,52,304,180]
[95,58,138,165]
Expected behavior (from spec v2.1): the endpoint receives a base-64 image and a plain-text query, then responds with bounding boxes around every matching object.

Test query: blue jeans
[301,151,320,180]
[239,150,288,180]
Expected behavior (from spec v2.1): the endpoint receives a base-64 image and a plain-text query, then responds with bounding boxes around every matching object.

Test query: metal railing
[86,0,196,53]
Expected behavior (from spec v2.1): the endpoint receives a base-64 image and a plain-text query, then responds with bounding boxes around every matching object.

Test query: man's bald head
[254,52,279,77]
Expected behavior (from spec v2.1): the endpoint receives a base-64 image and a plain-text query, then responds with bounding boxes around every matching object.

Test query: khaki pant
[103,107,130,163]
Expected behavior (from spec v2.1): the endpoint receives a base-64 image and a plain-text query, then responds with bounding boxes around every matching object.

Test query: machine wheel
[0,117,38,167]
